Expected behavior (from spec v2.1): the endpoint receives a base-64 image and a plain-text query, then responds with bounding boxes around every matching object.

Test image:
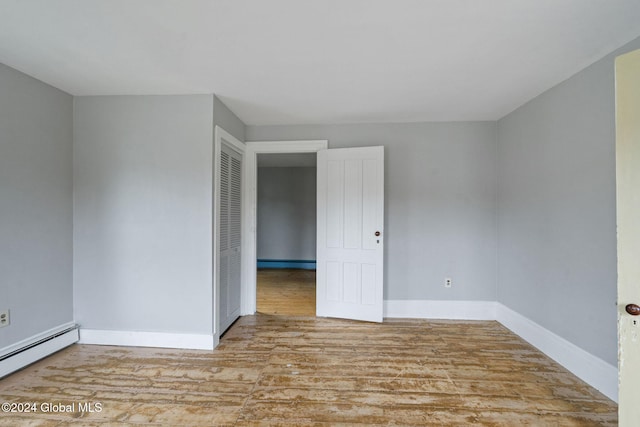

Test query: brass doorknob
[625,304,640,316]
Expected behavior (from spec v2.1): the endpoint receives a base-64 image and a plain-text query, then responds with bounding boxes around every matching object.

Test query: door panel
[362,159,380,250]
[326,161,344,248]
[615,49,640,424]
[219,142,242,334]
[343,262,359,303]
[361,264,377,305]
[344,159,363,249]
[317,146,384,323]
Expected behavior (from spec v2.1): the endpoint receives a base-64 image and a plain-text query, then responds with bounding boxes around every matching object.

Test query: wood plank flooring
[257,269,315,316]
[0,316,616,426]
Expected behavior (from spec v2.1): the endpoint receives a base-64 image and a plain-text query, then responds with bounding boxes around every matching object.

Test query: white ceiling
[1,1,639,125]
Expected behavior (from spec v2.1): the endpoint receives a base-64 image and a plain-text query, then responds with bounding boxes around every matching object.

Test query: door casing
[241,140,328,315]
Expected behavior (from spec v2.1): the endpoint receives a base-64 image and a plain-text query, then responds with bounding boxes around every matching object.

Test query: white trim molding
[79,329,215,351]
[0,324,79,378]
[246,140,329,154]
[384,300,497,320]
[495,303,618,402]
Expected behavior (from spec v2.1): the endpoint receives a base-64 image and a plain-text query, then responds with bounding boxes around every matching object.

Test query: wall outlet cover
[0,310,9,328]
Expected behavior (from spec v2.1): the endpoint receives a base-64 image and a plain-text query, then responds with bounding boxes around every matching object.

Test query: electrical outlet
[444,278,452,288]
[0,310,9,328]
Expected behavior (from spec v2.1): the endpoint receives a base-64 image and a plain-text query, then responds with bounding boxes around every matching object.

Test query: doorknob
[626,304,640,316]
[375,231,380,237]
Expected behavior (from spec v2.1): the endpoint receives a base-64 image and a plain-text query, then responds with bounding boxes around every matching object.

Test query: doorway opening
[241,140,328,317]
[255,153,317,316]
[241,141,384,323]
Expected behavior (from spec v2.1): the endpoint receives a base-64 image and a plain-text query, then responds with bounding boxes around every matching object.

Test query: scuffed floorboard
[0,315,616,426]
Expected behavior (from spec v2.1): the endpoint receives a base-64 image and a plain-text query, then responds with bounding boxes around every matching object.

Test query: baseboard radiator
[0,324,79,379]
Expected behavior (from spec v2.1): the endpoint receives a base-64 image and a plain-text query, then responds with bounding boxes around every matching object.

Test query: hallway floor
[256,268,315,317]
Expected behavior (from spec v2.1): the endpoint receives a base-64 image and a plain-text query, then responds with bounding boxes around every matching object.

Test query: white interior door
[316,146,384,322]
[219,142,242,333]
[615,49,640,425]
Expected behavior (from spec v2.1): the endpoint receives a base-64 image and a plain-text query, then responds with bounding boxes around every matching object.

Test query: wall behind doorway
[257,166,317,265]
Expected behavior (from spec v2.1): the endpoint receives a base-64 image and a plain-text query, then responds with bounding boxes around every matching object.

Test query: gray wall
[214,95,246,142]
[0,64,73,349]
[497,36,640,366]
[257,167,316,261]
[247,122,498,300]
[73,95,214,334]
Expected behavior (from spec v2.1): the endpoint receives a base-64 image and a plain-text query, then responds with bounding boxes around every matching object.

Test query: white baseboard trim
[383,299,617,402]
[79,329,215,351]
[384,300,497,320]
[495,303,617,402]
[0,325,79,378]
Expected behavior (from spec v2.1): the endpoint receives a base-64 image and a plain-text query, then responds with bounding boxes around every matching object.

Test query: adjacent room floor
[0,315,616,426]
[257,268,316,317]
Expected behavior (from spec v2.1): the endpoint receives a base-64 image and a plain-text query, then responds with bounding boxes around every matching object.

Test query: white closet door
[219,143,242,333]
[316,146,384,322]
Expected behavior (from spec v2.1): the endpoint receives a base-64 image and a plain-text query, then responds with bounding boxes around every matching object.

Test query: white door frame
[241,140,328,315]
[213,126,245,347]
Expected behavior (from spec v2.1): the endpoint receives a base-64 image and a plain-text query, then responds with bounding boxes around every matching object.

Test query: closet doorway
[256,153,317,316]
[213,127,245,339]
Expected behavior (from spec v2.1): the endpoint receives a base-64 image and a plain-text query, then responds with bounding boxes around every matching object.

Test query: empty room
[1,1,640,425]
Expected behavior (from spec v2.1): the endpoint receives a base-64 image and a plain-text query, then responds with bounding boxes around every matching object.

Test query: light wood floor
[257,268,315,316]
[0,316,616,426]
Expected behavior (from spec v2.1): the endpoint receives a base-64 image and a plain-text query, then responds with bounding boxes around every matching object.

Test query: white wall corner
[495,303,618,402]
[79,329,215,351]
[384,300,497,320]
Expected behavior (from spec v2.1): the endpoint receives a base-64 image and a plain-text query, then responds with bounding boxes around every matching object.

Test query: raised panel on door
[343,159,363,249]
[317,146,384,323]
[326,160,344,248]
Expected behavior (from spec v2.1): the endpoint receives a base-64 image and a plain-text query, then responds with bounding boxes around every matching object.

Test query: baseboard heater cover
[0,324,79,379]
[257,259,316,270]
